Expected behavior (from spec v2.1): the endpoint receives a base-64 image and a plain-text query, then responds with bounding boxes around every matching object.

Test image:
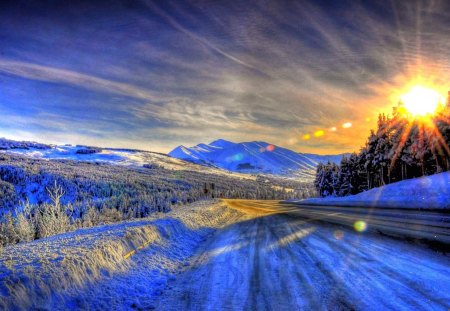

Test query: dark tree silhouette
[315,93,450,197]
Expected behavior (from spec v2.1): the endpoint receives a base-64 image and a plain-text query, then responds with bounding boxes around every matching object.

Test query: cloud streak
[0,58,161,101]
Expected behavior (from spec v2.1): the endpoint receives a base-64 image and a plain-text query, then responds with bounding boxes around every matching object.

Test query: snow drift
[299,172,450,209]
[0,200,243,310]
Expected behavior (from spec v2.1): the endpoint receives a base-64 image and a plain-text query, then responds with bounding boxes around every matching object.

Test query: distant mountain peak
[208,139,236,148]
[168,139,346,180]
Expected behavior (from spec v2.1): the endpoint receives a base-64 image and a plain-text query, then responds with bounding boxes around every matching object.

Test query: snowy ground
[300,172,450,209]
[0,200,243,310]
[157,200,450,310]
[1,199,449,310]
[2,144,257,181]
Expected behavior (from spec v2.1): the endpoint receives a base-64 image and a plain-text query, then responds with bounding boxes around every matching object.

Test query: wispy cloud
[146,1,258,71]
[0,58,161,101]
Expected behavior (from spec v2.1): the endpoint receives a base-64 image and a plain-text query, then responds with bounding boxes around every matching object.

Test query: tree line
[0,153,314,247]
[315,96,450,197]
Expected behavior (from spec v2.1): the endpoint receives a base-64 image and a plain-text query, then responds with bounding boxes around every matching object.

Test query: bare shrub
[15,212,34,243]
[36,182,72,239]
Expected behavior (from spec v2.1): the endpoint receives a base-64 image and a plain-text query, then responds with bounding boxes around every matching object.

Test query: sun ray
[389,120,413,172]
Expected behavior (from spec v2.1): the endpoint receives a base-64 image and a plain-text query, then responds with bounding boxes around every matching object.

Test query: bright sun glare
[401,86,445,117]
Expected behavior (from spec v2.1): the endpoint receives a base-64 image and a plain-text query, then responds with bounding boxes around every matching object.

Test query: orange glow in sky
[342,122,352,129]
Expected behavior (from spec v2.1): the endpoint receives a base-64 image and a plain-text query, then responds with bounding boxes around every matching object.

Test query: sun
[400,86,445,117]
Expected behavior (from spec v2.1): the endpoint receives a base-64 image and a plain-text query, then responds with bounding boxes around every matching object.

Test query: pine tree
[337,156,352,196]
[315,95,450,198]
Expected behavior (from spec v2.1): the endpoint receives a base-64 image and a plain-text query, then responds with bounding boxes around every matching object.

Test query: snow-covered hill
[169,139,345,178]
[0,138,254,180]
[297,172,450,209]
[1,137,345,181]
[0,137,51,150]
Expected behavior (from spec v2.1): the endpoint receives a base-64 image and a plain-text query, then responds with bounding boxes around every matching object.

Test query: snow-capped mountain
[169,139,346,178]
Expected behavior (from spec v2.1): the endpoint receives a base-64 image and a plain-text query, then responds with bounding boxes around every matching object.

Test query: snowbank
[0,200,243,310]
[298,172,450,209]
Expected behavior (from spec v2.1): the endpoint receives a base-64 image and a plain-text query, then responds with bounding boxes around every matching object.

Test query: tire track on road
[155,200,450,310]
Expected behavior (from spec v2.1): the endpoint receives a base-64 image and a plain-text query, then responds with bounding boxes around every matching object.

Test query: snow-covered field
[299,172,450,209]
[0,200,243,310]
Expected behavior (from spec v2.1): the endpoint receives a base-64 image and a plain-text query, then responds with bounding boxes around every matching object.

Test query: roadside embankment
[0,200,243,310]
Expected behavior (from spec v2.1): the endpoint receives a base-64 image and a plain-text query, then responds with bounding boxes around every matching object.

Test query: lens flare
[354,220,367,232]
[302,134,311,140]
[342,122,352,129]
[233,153,243,161]
[333,230,344,240]
[226,153,244,162]
[330,127,337,132]
[266,144,275,152]
[314,130,325,137]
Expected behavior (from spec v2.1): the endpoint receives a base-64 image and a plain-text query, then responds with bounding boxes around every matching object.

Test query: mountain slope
[169,139,345,178]
[0,138,254,180]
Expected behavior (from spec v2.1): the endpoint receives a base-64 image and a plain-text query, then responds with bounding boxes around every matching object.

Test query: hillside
[0,138,255,180]
[0,151,315,250]
[0,152,313,210]
[0,200,243,310]
[169,139,345,179]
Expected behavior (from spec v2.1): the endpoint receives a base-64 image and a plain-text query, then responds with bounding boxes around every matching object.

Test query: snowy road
[286,201,450,244]
[156,200,450,310]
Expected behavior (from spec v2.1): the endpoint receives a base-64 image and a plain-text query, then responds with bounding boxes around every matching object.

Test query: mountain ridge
[169,139,346,178]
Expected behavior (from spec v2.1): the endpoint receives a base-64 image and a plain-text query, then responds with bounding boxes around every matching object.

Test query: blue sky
[1,0,449,153]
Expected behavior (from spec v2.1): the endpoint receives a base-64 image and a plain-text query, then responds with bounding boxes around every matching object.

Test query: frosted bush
[0,213,16,246]
[0,180,17,209]
[15,212,34,243]
[36,203,72,238]
[36,182,72,238]
[98,207,123,224]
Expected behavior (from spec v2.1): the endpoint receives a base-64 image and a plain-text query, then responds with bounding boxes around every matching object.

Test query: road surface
[284,200,450,244]
[156,200,450,310]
